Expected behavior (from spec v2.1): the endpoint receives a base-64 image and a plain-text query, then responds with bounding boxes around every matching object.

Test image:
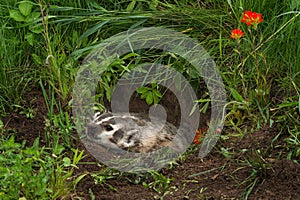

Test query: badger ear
[92,112,102,121]
[94,112,102,117]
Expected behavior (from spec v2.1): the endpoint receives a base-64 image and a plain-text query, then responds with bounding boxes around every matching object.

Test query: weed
[94,52,139,106]
[90,168,120,191]
[0,135,85,199]
[241,149,270,199]
[285,127,300,161]
[40,81,75,149]
[136,83,163,105]
[143,171,174,199]
[13,102,37,119]
[276,94,300,161]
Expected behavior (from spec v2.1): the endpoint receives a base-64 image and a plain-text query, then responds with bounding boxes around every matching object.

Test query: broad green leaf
[9,10,25,22]
[53,144,64,155]
[136,87,149,94]
[148,0,158,10]
[25,33,34,46]
[19,1,33,17]
[29,24,44,34]
[31,53,43,65]
[2,136,20,149]
[146,92,153,105]
[126,0,136,12]
[140,90,149,99]
[32,137,40,148]
[230,88,244,103]
[153,89,162,98]
[153,94,160,105]
[25,11,40,23]
[23,147,38,155]
[63,157,71,167]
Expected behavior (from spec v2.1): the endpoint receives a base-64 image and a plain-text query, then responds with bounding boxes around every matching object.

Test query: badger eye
[103,124,113,131]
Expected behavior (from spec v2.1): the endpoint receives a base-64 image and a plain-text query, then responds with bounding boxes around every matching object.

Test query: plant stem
[39,0,51,55]
[237,40,247,100]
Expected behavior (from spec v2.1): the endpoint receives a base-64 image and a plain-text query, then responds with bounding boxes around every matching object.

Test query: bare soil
[1,88,300,200]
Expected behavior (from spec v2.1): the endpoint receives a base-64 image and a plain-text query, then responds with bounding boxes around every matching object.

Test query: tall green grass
[0,0,298,122]
[226,0,300,93]
[0,2,35,115]
[0,0,298,128]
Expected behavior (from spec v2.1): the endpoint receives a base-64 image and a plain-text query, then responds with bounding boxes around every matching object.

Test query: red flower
[241,10,263,27]
[230,29,245,39]
[193,127,208,145]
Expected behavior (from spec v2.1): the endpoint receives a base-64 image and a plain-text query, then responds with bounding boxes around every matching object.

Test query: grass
[0,0,299,199]
[0,4,33,114]
[0,136,85,199]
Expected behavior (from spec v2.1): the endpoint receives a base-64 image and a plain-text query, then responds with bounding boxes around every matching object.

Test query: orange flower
[230,29,245,39]
[241,10,263,27]
[193,127,208,145]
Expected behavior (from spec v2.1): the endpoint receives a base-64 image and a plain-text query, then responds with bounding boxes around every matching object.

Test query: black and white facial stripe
[86,112,178,153]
